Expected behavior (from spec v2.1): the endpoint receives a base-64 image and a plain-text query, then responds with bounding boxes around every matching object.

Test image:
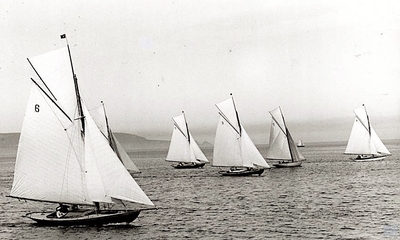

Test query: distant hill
[0,132,171,151]
[113,133,170,151]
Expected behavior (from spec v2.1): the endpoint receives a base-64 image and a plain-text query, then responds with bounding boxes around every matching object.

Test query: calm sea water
[1,141,400,239]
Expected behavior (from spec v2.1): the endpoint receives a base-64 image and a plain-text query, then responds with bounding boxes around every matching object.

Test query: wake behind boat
[166,111,209,169]
[344,104,391,162]
[9,34,155,226]
[212,94,270,176]
[266,107,305,168]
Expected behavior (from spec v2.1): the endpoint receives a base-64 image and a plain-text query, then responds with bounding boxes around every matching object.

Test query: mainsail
[266,107,305,162]
[344,105,391,156]
[10,46,153,207]
[166,112,209,163]
[212,97,270,169]
[11,84,89,205]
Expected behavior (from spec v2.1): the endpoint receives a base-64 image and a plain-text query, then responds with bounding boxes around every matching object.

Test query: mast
[363,104,374,156]
[278,107,294,162]
[61,34,85,135]
[231,93,242,136]
[101,101,121,159]
[101,101,112,145]
[363,104,372,136]
[182,111,190,143]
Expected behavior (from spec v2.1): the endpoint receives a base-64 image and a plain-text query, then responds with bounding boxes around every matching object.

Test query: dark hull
[352,156,386,162]
[219,168,264,176]
[172,163,206,169]
[28,209,141,226]
[273,161,302,168]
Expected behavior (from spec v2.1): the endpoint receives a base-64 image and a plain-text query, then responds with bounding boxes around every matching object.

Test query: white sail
[240,127,271,168]
[345,117,374,154]
[166,114,196,163]
[212,97,269,168]
[90,105,108,136]
[345,105,391,156]
[371,128,391,155]
[84,107,153,206]
[166,113,209,163]
[28,47,77,119]
[90,104,140,173]
[10,84,90,205]
[11,46,153,207]
[213,114,244,167]
[266,107,305,161]
[189,133,209,162]
[111,132,141,172]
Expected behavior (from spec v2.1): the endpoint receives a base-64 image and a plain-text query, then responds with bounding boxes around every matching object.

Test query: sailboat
[266,107,305,168]
[91,101,141,173]
[344,104,391,162]
[166,111,209,168]
[9,35,154,226]
[297,139,305,147]
[212,94,270,176]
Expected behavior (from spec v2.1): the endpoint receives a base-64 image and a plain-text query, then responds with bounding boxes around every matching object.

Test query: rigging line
[63,120,89,201]
[64,104,86,173]
[31,78,72,122]
[88,104,102,112]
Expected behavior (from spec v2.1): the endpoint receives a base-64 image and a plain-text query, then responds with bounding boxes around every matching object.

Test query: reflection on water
[0,141,399,239]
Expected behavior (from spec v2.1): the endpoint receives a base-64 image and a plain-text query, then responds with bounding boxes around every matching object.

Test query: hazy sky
[1,0,400,144]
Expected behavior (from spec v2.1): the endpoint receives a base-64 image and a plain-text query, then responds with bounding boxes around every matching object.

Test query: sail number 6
[35,104,40,112]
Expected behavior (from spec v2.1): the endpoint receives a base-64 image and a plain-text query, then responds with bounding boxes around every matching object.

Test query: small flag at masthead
[60,34,66,39]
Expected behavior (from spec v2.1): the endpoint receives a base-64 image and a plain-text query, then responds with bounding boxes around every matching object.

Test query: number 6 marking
[35,104,40,112]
